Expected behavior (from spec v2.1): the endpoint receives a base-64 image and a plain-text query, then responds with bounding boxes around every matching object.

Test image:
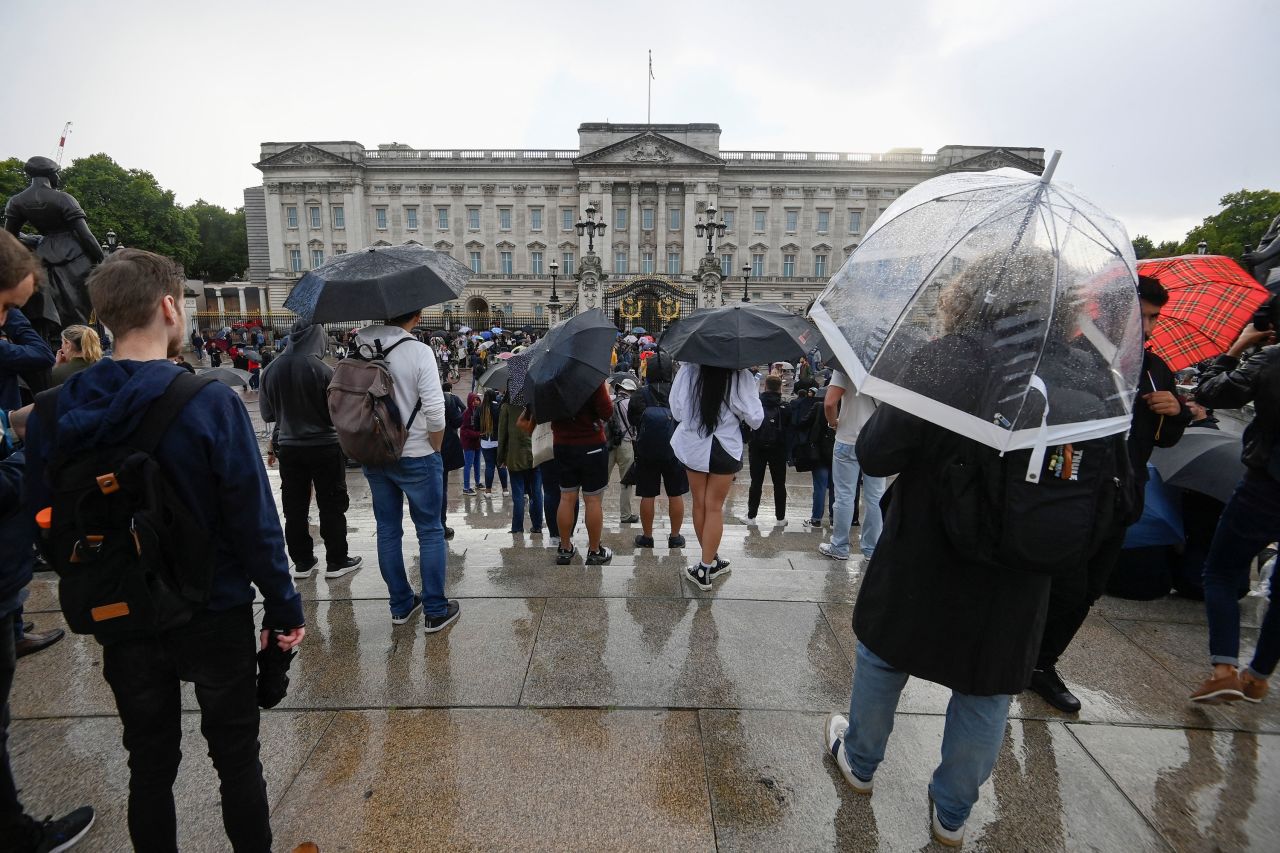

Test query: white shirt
[829,369,878,445]
[669,364,764,472]
[355,325,446,458]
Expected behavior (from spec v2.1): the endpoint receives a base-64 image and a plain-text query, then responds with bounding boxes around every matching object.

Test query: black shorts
[635,456,690,498]
[554,443,610,496]
[708,437,743,475]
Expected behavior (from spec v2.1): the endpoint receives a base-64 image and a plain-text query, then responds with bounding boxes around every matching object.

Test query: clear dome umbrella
[810,153,1143,479]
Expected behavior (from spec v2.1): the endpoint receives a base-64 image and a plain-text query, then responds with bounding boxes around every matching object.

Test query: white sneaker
[823,713,873,794]
[818,543,849,561]
[743,516,759,527]
[929,790,965,847]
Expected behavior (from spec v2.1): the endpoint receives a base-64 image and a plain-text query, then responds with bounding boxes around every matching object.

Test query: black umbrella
[659,304,819,370]
[478,362,509,391]
[1150,429,1246,504]
[283,244,471,323]
[526,309,616,421]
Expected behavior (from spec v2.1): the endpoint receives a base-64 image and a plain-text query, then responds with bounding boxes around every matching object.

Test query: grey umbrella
[1150,429,1246,503]
[198,367,252,387]
[478,362,509,391]
[283,244,471,323]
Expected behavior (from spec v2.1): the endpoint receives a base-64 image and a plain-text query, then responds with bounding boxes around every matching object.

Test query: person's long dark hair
[480,388,498,434]
[693,365,733,436]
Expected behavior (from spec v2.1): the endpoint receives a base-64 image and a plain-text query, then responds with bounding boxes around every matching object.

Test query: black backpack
[634,387,676,463]
[938,433,1132,577]
[752,399,785,449]
[35,373,217,641]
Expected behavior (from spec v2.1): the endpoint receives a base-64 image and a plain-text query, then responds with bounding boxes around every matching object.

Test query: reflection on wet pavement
[9,395,1276,850]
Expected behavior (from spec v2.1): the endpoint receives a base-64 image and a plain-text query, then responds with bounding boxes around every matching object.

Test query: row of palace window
[715,252,830,278]
[466,250,577,276]
[284,205,871,236]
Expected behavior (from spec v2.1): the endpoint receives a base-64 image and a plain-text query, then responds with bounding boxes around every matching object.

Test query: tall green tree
[1177,189,1280,258]
[0,157,26,211]
[1132,234,1181,259]
[59,153,200,271]
[187,200,248,281]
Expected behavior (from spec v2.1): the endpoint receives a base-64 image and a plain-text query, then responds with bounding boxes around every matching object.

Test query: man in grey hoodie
[260,322,361,580]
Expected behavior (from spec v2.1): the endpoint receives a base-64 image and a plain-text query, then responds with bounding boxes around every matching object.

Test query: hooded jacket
[460,394,482,450]
[0,309,55,411]
[23,359,304,629]
[259,323,337,448]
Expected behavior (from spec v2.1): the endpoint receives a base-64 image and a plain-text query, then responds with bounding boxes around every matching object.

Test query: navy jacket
[0,309,55,411]
[24,358,304,629]
[0,450,32,613]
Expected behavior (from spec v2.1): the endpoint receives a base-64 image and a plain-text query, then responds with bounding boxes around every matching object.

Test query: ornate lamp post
[547,258,561,325]
[575,203,607,255]
[695,204,727,258]
[101,229,120,255]
[741,263,752,303]
[1197,240,1209,255]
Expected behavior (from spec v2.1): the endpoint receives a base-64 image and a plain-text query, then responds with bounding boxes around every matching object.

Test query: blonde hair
[62,325,103,363]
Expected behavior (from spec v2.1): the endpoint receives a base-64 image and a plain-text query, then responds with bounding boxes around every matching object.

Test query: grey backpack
[327,338,422,467]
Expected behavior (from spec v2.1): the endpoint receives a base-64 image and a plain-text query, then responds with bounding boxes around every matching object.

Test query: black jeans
[277,443,349,566]
[0,610,19,822]
[1036,522,1127,670]
[103,604,270,852]
[747,443,788,520]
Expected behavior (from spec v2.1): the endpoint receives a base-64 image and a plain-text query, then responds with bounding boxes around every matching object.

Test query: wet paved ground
[9,378,1278,851]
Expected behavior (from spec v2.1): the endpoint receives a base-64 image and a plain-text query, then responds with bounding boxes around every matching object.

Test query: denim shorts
[554,442,610,495]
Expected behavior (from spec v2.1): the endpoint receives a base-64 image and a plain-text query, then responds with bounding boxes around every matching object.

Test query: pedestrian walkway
[8,387,1277,851]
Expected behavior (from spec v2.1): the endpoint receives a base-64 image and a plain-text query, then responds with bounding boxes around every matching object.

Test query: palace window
[289,249,302,272]
[723,209,735,230]
[615,208,627,230]
[286,206,298,228]
[782,291,794,300]
[785,210,798,232]
[467,208,481,229]
[534,304,544,319]
[753,209,766,231]
[531,251,544,275]
[406,207,418,230]
[332,206,345,229]
[437,207,449,229]
[309,206,321,229]
[614,250,628,274]
[720,252,733,277]
[751,253,765,277]
[848,209,862,233]
[817,210,830,232]
[814,254,828,277]
[641,208,654,230]
[499,208,512,230]
[375,208,387,230]
[562,251,575,275]
[642,252,654,274]
[783,254,796,277]
[469,251,481,273]
[667,251,680,274]
[530,207,543,231]
[669,208,681,230]
[500,251,513,275]
[562,208,575,230]
[311,248,324,268]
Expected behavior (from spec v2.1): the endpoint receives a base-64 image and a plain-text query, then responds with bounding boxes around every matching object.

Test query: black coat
[853,403,1051,696]
[440,392,465,472]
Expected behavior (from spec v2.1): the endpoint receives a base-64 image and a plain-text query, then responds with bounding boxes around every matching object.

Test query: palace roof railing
[362,149,938,168]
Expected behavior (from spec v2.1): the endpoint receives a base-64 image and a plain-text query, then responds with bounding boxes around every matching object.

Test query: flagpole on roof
[648,50,654,124]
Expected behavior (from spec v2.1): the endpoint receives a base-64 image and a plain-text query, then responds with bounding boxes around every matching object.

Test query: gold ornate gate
[601,276,697,335]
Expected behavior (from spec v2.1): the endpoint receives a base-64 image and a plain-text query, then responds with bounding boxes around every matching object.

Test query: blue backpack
[634,387,676,463]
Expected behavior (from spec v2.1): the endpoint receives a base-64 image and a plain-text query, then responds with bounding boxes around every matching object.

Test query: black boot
[1027,667,1081,714]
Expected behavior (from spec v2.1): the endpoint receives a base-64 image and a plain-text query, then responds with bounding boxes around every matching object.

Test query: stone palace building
[244,123,1043,331]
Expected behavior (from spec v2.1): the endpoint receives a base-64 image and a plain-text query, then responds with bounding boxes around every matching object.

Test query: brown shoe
[1240,671,1270,704]
[16,628,65,659]
[1190,672,1245,704]
[292,844,320,853]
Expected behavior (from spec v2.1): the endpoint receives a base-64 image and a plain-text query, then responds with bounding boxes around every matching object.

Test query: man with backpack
[606,376,639,524]
[818,370,887,563]
[23,248,304,852]
[627,353,687,550]
[346,309,459,631]
[261,321,361,581]
[745,374,790,525]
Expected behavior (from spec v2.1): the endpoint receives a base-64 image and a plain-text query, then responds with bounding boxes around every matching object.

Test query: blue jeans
[509,468,544,533]
[1203,472,1280,676]
[363,454,449,618]
[481,446,508,491]
[830,442,887,558]
[462,449,480,490]
[843,643,1011,831]
[811,465,831,522]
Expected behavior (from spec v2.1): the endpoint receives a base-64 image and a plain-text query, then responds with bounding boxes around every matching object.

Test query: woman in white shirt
[669,362,764,590]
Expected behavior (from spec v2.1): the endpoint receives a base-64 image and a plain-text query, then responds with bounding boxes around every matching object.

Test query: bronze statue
[1244,212,1280,290]
[3,156,104,334]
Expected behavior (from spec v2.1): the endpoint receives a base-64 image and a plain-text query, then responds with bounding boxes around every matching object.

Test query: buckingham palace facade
[245,123,1043,328]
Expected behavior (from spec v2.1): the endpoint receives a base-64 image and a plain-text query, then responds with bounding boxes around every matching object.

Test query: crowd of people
[0,227,1276,851]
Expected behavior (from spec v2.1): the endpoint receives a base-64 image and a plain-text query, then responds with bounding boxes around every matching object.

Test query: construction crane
[53,121,72,165]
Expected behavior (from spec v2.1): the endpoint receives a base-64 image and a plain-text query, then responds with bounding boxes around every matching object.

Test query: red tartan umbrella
[1138,254,1269,371]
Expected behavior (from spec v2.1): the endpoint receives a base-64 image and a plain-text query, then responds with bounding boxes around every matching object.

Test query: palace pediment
[938,148,1044,175]
[574,131,723,167]
[257,144,361,168]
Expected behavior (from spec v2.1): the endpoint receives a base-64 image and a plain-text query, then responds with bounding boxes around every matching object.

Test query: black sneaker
[620,514,640,524]
[424,600,461,634]
[585,546,613,565]
[668,533,687,548]
[14,805,96,852]
[634,534,655,548]
[1027,667,1082,714]
[709,556,731,581]
[391,594,422,625]
[290,558,319,579]
[324,556,362,579]
[556,545,577,565]
[684,564,713,591]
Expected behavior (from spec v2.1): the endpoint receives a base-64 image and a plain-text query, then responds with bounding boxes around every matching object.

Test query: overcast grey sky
[3,0,1274,243]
